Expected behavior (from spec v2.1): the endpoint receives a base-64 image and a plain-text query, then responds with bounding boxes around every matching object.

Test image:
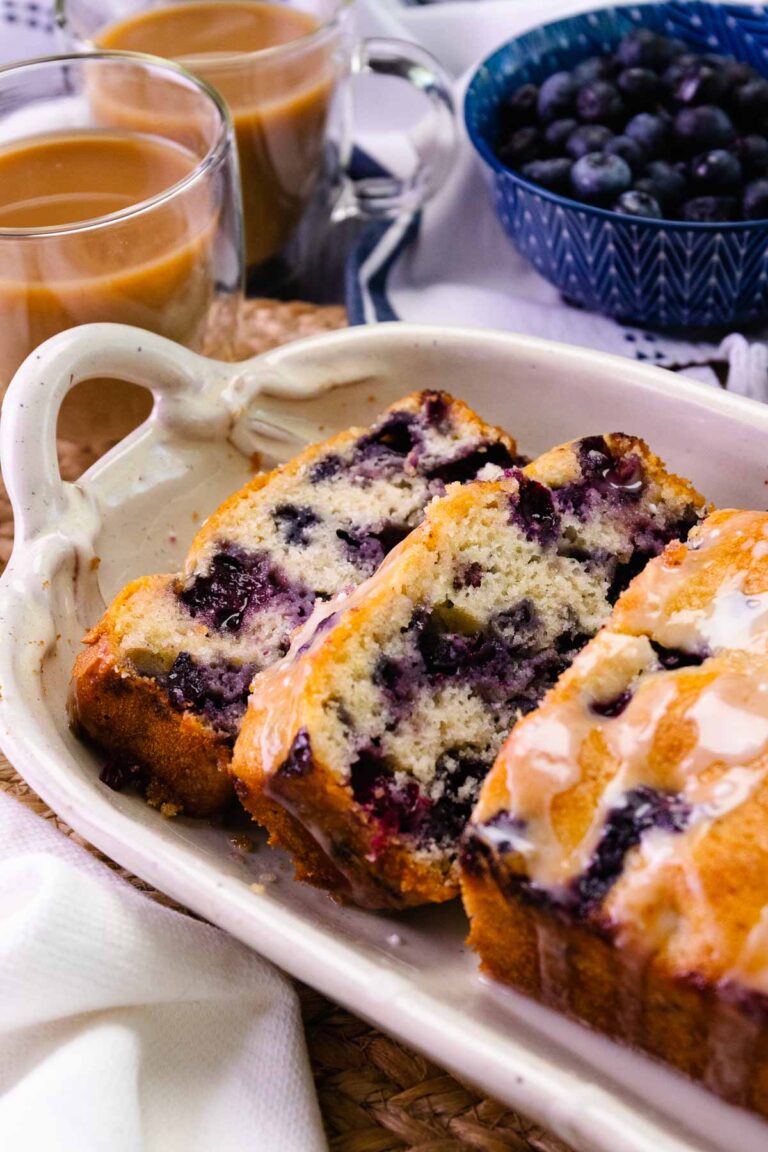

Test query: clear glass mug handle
[333,37,456,221]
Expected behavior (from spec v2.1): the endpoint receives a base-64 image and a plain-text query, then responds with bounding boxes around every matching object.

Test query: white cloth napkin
[356,0,768,397]
[0,792,327,1152]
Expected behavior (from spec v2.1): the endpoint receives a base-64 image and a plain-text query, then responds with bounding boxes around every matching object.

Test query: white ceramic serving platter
[2,321,768,1152]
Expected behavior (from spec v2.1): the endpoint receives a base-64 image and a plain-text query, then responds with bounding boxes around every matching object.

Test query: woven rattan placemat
[0,297,574,1152]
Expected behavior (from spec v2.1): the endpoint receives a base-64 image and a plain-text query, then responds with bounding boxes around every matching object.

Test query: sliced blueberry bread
[70,391,519,817]
[462,509,768,1118]
[231,434,706,909]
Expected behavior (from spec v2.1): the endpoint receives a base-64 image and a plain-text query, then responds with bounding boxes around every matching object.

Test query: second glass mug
[0,51,242,406]
[57,0,457,288]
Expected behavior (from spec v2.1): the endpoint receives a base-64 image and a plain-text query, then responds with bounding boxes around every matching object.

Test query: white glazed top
[476,510,768,991]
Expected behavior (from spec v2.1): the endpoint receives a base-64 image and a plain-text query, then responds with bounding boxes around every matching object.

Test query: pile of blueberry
[495,27,768,222]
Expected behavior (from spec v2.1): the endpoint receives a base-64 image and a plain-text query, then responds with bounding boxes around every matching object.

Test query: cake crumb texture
[70,391,518,815]
[232,434,705,908]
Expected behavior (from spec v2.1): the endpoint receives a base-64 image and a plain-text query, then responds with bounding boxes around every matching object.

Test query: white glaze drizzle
[472,819,535,857]
[621,573,768,655]
[618,512,768,656]
[497,513,768,848]
[507,666,768,897]
[491,511,768,993]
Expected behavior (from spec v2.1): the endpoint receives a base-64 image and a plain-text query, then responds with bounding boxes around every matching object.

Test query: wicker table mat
[0,297,573,1152]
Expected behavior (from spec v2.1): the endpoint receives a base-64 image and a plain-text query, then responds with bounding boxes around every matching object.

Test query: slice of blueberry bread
[462,509,768,1118]
[70,391,519,817]
[231,434,706,909]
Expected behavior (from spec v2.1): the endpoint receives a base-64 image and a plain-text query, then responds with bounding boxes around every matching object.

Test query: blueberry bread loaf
[231,434,705,909]
[462,509,768,1118]
[70,391,519,816]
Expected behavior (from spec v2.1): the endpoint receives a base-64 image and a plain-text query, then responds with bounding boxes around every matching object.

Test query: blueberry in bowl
[567,123,614,159]
[613,189,664,218]
[465,2,768,329]
[605,134,647,172]
[571,152,632,204]
[634,159,686,209]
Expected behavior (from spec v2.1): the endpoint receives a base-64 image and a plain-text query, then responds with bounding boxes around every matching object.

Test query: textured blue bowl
[465,2,768,330]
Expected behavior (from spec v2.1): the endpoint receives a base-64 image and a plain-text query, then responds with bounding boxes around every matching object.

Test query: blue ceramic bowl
[465,2,768,330]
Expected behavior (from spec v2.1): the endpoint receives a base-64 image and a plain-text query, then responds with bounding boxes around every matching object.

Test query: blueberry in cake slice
[462,509,768,1118]
[70,391,519,817]
[231,434,705,909]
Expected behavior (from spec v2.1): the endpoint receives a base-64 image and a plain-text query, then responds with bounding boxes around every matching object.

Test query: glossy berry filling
[163,394,519,733]
[423,391,450,429]
[356,411,421,461]
[309,454,343,484]
[406,599,581,709]
[453,561,484,590]
[308,391,503,486]
[607,512,702,604]
[651,640,707,669]
[570,785,690,915]
[360,604,589,852]
[349,745,488,855]
[471,786,690,915]
[425,440,519,486]
[547,439,702,604]
[591,689,633,717]
[277,727,315,778]
[162,652,258,739]
[179,545,314,634]
[349,745,432,855]
[337,438,697,860]
[555,436,646,519]
[509,472,561,546]
[351,393,519,485]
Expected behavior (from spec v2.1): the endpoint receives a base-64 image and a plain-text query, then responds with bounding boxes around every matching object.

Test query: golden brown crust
[615,507,768,627]
[462,865,768,1116]
[232,696,456,909]
[70,631,233,817]
[234,784,352,897]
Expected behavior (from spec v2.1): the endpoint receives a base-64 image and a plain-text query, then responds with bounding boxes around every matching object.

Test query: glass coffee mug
[0,52,242,401]
[58,0,456,286]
